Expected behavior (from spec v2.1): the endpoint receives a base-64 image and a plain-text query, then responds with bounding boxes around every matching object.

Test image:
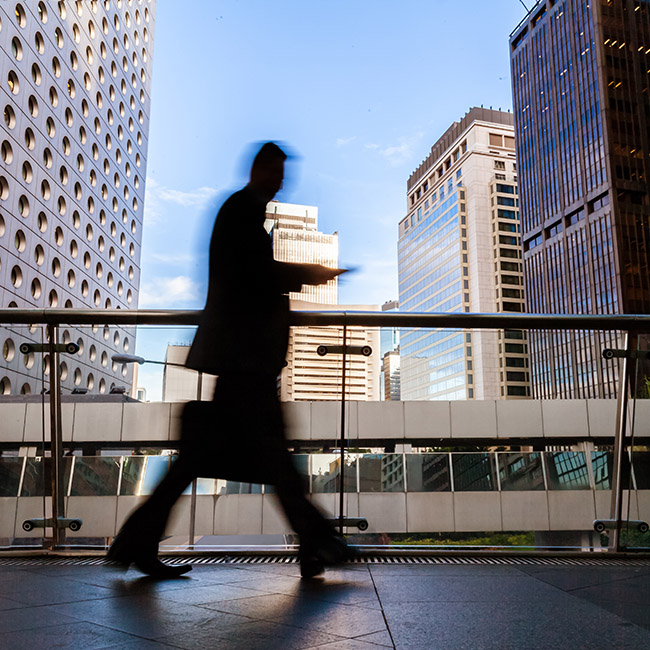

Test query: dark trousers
[123,374,333,549]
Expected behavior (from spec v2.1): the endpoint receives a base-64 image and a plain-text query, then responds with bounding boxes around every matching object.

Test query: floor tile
[371,574,565,604]
[161,619,344,650]
[49,593,252,640]
[0,604,81,633]
[353,629,394,647]
[382,598,650,650]
[0,620,138,650]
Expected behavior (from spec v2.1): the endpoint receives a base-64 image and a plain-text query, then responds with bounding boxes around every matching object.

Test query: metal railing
[1,308,649,553]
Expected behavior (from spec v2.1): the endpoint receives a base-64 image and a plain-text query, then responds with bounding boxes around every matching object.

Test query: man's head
[249,142,287,201]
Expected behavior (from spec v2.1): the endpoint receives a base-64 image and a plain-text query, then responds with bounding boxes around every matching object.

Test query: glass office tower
[511,0,650,398]
[398,108,529,401]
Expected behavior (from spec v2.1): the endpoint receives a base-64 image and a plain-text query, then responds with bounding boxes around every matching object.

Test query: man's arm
[272,261,346,293]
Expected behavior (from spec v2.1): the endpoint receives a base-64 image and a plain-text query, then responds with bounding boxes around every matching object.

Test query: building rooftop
[407,107,514,191]
[0,555,648,648]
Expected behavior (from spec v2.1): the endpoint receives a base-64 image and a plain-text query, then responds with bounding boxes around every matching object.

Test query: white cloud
[365,132,426,166]
[336,136,356,147]
[143,178,219,225]
[138,275,202,308]
[339,256,398,307]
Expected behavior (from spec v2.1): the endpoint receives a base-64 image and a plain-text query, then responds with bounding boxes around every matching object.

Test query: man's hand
[301,264,347,286]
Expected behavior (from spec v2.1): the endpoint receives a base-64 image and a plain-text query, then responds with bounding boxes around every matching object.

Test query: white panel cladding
[261,494,290,534]
[358,493,407,533]
[0,497,19,539]
[169,402,184,441]
[638,491,650,524]
[453,492,502,531]
[0,0,156,396]
[2,399,627,442]
[541,400,589,438]
[4,491,650,537]
[14,495,51,538]
[547,491,596,530]
[496,399,543,438]
[405,492,454,532]
[121,401,170,441]
[593,490,639,521]
[164,494,214,538]
[403,401,451,438]
[633,400,650,437]
[310,400,359,440]
[450,400,498,438]
[213,494,263,536]
[66,495,117,537]
[586,399,617,438]
[500,491,550,531]
[357,401,404,439]
[115,494,143,533]
[23,401,74,442]
[72,401,122,441]
[0,403,27,441]
[284,402,311,441]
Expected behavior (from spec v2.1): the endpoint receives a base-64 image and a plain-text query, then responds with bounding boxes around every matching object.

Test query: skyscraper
[0,0,155,396]
[398,108,529,401]
[266,202,379,402]
[510,0,650,398]
[265,201,338,304]
[380,299,400,401]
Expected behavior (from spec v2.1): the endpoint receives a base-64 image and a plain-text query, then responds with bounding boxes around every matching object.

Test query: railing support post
[189,371,203,548]
[47,324,65,548]
[609,331,636,552]
[338,325,347,536]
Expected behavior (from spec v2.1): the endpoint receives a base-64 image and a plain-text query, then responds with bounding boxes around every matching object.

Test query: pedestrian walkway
[0,556,649,649]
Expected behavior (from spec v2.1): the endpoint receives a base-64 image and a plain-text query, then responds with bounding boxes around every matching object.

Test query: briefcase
[179,400,285,485]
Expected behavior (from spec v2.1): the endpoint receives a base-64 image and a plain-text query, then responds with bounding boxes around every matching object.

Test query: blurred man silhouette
[108,142,352,578]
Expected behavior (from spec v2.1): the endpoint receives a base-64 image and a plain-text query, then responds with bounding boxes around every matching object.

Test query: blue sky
[135,0,530,398]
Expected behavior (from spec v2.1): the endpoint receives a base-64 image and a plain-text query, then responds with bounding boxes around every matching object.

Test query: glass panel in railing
[119,456,146,495]
[20,456,73,496]
[452,453,497,491]
[405,454,451,491]
[544,452,590,490]
[139,455,172,495]
[311,453,356,493]
[70,457,121,496]
[633,453,650,490]
[591,451,613,489]
[358,454,404,492]
[497,452,545,490]
[0,457,24,497]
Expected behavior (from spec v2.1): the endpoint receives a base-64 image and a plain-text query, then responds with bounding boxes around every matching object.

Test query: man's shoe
[299,554,325,579]
[133,556,192,579]
[107,530,191,578]
[299,534,356,579]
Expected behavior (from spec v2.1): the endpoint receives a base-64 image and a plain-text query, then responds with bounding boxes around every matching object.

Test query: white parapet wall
[1,399,648,443]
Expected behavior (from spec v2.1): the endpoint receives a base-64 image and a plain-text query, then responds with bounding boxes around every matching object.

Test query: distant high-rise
[510,0,650,398]
[380,300,400,401]
[398,108,529,401]
[266,202,379,402]
[265,201,338,304]
[0,0,155,395]
[160,201,380,403]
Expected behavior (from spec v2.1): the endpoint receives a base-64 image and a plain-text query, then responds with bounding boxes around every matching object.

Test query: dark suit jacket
[185,185,310,376]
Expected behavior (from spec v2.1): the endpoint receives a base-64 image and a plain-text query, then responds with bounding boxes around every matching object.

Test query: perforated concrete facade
[0,0,155,395]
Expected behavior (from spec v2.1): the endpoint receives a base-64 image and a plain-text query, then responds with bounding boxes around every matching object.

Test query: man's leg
[108,454,196,577]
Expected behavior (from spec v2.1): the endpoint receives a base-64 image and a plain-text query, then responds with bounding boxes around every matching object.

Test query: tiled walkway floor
[0,559,649,649]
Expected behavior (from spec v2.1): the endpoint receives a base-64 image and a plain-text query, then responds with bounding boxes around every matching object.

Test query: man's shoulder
[220,186,258,214]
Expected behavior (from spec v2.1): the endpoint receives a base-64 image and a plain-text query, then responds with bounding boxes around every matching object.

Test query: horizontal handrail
[0,308,649,331]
